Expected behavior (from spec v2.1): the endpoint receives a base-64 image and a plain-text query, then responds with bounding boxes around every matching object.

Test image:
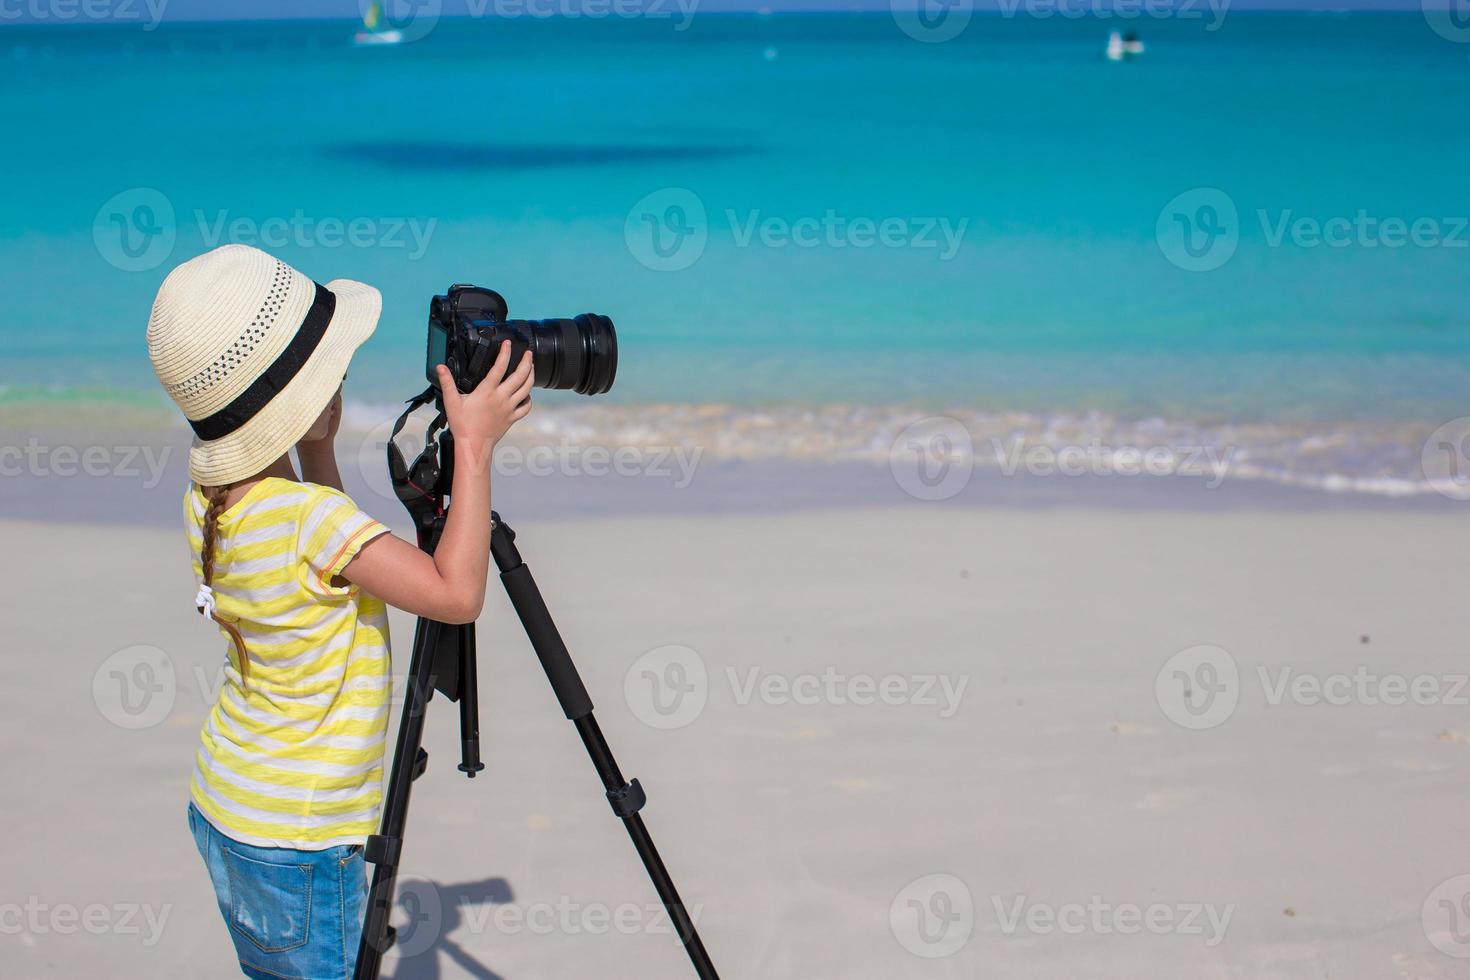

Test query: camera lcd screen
[426,321,448,384]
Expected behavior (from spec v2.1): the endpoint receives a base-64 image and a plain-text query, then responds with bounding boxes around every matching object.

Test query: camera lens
[510,315,618,396]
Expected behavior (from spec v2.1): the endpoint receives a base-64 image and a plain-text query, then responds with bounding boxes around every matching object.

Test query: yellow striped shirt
[184,477,392,849]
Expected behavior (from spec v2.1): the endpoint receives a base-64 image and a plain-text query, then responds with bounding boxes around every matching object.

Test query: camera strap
[386,386,445,535]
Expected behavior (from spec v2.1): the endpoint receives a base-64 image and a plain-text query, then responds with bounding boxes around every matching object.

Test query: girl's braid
[199,483,250,685]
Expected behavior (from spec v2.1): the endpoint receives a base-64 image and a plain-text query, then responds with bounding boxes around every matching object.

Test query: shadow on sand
[383,876,514,980]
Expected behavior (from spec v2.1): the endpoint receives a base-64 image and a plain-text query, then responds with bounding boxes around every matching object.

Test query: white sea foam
[340,398,1457,498]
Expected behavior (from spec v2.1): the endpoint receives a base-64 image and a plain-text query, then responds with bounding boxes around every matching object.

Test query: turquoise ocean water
[2,12,1468,490]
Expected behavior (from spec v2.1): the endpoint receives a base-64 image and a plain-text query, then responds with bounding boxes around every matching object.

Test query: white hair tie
[196,583,217,619]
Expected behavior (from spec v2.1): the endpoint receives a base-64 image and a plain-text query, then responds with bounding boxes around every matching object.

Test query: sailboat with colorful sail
[354,1,404,46]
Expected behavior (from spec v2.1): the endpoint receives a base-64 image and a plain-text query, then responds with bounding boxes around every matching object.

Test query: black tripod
[353,396,719,980]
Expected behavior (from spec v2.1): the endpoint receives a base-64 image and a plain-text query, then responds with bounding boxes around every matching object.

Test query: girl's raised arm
[341,343,532,624]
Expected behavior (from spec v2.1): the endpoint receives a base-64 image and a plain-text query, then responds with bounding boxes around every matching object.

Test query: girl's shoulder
[182,478,374,535]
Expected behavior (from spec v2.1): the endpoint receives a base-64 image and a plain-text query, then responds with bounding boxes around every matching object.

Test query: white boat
[353,1,404,46]
[1106,31,1144,61]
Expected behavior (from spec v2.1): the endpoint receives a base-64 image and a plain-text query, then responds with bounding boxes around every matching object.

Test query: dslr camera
[426,284,617,397]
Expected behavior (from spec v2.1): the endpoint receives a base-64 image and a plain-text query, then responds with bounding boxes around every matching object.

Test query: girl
[146,244,532,980]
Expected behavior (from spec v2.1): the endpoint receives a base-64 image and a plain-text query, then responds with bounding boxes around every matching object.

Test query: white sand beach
[3,504,1468,979]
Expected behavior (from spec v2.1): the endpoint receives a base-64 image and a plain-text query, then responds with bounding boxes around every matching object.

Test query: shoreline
[3,440,1466,532]
[3,406,1468,523]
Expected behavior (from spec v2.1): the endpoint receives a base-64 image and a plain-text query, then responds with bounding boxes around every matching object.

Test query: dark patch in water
[324,140,763,172]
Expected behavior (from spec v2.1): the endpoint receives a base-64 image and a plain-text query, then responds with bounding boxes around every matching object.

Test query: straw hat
[146,245,381,486]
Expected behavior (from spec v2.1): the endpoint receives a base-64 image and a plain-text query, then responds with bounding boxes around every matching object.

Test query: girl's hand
[435,342,533,470]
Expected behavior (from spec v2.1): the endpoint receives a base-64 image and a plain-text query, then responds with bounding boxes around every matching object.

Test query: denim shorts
[188,803,367,980]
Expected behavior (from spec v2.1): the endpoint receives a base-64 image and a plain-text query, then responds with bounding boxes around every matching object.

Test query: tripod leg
[457,623,484,776]
[490,514,721,980]
[354,616,445,980]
